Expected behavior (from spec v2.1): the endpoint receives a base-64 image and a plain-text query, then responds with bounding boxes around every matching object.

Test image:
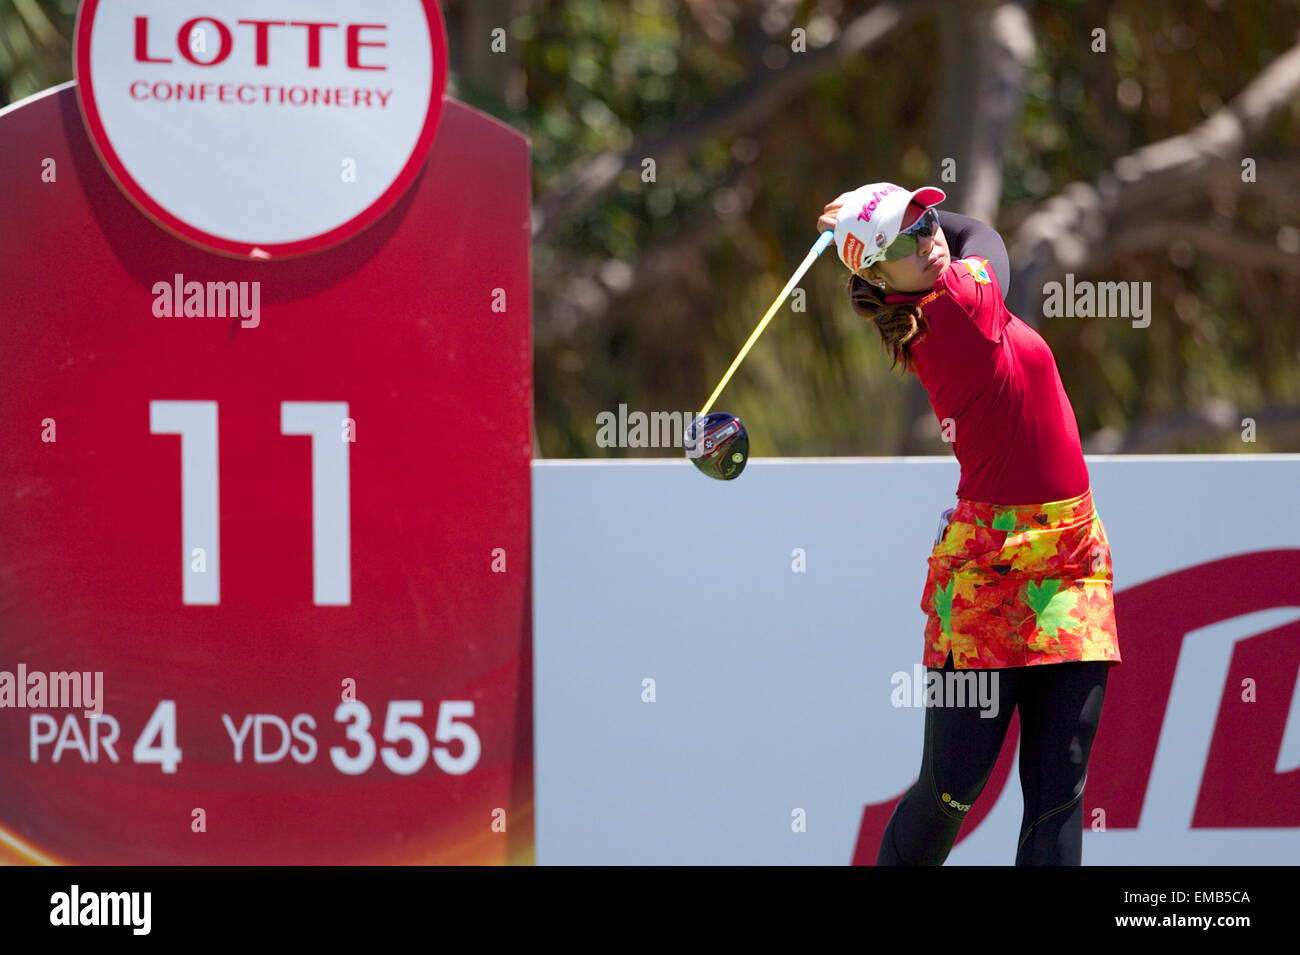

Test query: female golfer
[816,183,1120,866]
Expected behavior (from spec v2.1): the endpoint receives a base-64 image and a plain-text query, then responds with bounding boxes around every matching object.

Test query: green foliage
[5,0,1299,458]
[0,0,75,105]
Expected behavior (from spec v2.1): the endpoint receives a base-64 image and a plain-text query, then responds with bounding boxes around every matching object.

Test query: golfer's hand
[817,191,857,234]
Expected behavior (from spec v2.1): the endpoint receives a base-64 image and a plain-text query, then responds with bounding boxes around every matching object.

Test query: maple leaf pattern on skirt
[919,487,1120,669]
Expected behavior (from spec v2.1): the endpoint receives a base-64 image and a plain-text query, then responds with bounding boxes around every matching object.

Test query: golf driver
[686,229,836,480]
[684,411,750,480]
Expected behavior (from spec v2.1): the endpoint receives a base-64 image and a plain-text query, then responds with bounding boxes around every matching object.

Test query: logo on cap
[843,234,865,270]
[856,185,903,224]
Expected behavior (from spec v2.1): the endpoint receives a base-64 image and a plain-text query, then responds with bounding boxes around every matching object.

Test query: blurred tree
[5,0,1299,458]
[0,0,73,107]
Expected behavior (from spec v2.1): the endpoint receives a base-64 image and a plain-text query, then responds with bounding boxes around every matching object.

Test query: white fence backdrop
[533,456,1300,865]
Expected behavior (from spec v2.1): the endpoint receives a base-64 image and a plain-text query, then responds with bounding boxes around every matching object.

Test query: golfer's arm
[936,210,1011,295]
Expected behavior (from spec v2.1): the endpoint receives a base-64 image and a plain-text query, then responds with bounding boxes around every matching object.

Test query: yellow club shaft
[699,230,835,417]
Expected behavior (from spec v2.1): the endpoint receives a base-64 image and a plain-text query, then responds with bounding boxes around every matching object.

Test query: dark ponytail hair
[846,270,929,374]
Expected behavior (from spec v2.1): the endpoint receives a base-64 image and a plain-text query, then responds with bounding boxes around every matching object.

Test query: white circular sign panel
[75,0,448,258]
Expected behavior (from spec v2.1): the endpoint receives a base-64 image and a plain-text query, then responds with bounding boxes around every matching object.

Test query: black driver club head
[684,412,749,481]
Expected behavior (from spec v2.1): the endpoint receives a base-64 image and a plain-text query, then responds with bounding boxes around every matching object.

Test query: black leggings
[877,653,1110,866]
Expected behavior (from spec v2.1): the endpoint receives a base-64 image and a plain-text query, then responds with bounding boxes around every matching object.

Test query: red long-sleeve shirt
[886,255,1090,505]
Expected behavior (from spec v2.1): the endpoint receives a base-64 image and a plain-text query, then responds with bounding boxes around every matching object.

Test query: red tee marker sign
[0,0,532,865]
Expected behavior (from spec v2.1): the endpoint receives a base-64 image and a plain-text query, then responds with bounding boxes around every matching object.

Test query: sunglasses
[882,207,940,261]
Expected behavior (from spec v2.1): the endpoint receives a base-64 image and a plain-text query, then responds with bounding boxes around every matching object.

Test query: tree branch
[1006,33,1300,321]
[932,0,1034,221]
[1106,218,1300,272]
[1083,400,1300,453]
[531,0,935,243]
[899,0,1033,452]
[534,163,762,348]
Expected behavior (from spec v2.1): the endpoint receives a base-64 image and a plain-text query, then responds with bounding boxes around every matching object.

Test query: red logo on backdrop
[849,550,1300,863]
[74,0,449,259]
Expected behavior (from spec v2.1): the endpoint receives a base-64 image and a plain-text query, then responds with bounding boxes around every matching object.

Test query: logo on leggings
[942,792,972,812]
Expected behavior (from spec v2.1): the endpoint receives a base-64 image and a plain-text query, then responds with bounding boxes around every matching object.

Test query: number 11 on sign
[149,400,352,606]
